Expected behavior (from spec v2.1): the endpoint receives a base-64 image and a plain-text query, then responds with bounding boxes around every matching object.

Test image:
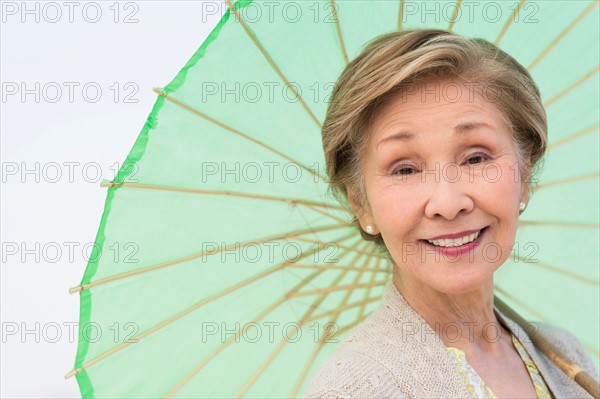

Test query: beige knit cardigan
[303,281,599,398]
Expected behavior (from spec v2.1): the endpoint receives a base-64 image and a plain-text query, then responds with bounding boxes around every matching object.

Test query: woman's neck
[392,272,513,355]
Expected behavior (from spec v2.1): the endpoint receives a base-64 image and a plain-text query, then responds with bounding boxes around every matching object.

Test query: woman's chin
[429,274,494,296]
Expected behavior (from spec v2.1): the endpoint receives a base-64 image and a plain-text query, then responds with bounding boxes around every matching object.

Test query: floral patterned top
[446,333,553,398]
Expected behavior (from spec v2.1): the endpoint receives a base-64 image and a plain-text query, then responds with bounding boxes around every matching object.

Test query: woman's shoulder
[302,303,430,398]
[302,345,400,399]
[302,309,403,398]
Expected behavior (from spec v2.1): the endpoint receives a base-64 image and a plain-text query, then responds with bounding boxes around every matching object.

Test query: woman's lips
[426,228,483,240]
[419,226,488,257]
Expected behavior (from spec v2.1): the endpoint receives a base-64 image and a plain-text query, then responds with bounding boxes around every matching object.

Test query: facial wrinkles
[365,86,515,217]
[374,100,493,147]
[352,81,529,310]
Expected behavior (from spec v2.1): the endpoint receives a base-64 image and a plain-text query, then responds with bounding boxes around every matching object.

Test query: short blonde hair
[322,29,548,250]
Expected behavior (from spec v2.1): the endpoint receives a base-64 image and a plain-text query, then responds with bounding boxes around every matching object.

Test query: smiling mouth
[420,226,488,248]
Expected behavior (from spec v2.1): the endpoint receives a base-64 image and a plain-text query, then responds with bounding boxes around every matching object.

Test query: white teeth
[427,230,481,247]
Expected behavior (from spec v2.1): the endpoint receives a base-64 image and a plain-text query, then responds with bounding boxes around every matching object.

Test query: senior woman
[303,30,598,399]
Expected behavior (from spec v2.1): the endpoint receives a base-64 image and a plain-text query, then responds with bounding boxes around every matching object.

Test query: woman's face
[351,78,529,295]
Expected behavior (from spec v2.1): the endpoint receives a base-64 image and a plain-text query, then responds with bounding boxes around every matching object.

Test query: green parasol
[67,0,599,397]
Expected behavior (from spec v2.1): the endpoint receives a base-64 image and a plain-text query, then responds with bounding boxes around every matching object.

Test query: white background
[1,1,223,396]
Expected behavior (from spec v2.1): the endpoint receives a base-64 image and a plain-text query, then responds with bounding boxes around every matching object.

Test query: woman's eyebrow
[376,121,495,150]
[455,121,495,133]
[376,130,415,150]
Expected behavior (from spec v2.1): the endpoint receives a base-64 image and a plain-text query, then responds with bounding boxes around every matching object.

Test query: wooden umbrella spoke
[296,232,363,248]
[357,256,387,322]
[301,202,351,225]
[285,232,364,265]
[447,0,462,32]
[163,239,369,398]
[303,249,385,325]
[154,89,327,183]
[397,0,405,31]
[511,255,599,287]
[536,173,599,190]
[289,295,384,399]
[282,238,365,301]
[283,198,351,247]
[297,240,379,324]
[294,236,388,261]
[544,66,600,108]
[330,0,348,65]
[289,254,385,398]
[274,235,362,298]
[101,180,343,211]
[235,242,378,398]
[495,0,526,45]
[65,232,359,380]
[547,124,599,151]
[162,245,362,398]
[289,230,361,249]
[223,0,322,128]
[279,240,376,318]
[290,280,387,298]
[286,263,389,275]
[519,220,599,229]
[286,239,370,271]
[305,295,383,324]
[325,296,388,342]
[69,223,351,294]
[528,1,598,71]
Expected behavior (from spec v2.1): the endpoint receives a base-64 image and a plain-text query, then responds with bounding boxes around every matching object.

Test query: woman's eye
[393,166,416,175]
[466,154,488,165]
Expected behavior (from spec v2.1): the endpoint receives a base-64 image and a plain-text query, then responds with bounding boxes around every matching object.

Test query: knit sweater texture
[303,281,599,398]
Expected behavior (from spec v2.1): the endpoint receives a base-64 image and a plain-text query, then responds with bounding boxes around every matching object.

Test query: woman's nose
[423,171,474,220]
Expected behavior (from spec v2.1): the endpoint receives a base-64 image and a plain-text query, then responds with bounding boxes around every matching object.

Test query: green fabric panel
[71,1,600,397]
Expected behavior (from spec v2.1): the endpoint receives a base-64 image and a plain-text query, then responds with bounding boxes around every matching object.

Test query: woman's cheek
[472,162,520,198]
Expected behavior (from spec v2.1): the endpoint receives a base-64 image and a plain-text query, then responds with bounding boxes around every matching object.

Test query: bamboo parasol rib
[527,1,598,72]
[223,0,322,128]
[447,0,462,33]
[154,88,328,183]
[69,222,350,294]
[544,66,600,108]
[66,232,363,380]
[397,0,405,31]
[330,0,348,65]
[495,0,526,46]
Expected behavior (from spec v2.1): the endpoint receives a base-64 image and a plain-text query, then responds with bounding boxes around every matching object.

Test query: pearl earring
[519,202,526,211]
[365,224,375,234]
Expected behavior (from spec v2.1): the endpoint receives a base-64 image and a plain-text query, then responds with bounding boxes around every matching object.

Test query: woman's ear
[519,176,530,216]
[346,186,362,217]
[521,168,531,204]
[347,186,377,233]
[522,183,530,204]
